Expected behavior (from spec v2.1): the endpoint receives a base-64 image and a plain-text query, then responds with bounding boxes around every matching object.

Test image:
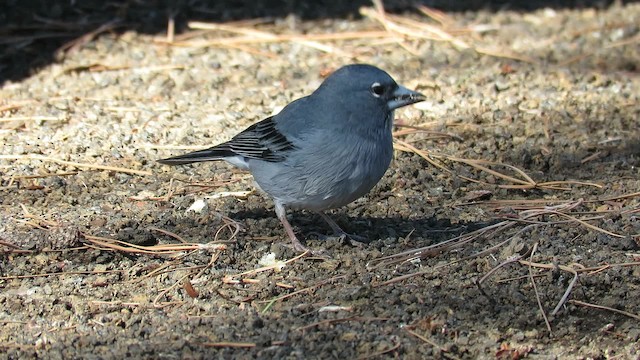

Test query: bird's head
[314,64,425,117]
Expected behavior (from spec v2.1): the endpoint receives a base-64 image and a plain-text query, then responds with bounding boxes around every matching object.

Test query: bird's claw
[284,237,327,256]
[337,233,367,248]
[309,231,368,248]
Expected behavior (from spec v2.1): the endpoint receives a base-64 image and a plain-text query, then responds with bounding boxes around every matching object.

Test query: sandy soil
[1,1,639,359]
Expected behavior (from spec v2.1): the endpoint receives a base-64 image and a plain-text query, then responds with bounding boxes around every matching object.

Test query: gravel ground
[1,1,639,359]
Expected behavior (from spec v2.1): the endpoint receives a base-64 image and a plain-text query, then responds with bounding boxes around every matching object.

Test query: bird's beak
[387,85,426,110]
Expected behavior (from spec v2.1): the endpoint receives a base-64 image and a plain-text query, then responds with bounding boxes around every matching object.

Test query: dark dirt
[1,1,639,359]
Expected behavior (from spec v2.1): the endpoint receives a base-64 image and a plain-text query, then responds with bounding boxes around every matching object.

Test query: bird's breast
[249,126,393,211]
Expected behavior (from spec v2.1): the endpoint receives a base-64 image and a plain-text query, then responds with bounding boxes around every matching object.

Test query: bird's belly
[249,136,392,211]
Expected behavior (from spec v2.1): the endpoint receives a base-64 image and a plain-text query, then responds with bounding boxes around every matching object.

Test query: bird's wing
[158,115,297,166]
[223,116,296,162]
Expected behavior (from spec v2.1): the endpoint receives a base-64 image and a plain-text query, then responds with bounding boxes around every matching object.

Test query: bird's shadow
[230,207,495,248]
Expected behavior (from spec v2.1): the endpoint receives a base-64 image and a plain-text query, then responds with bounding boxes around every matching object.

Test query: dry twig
[393,139,602,191]
[1,154,151,176]
[527,244,552,334]
[568,300,640,321]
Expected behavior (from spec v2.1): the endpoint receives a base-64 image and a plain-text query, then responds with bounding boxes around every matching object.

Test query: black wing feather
[158,116,296,165]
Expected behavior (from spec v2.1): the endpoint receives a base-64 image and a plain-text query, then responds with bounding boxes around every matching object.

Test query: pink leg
[317,212,367,246]
[275,202,309,253]
[317,212,347,234]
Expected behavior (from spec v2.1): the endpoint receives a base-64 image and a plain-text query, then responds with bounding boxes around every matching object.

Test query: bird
[158,64,425,252]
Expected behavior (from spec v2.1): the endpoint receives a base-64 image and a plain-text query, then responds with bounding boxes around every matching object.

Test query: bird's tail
[157,147,232,165]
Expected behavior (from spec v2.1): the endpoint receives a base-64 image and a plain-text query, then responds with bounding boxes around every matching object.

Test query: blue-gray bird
[158,64,425,252]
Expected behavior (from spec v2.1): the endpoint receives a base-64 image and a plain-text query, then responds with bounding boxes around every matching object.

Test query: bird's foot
[314,212,369,248]
[337,232,368,248]
[335,231,368,248]
[309,231,368,248]
[276,204,326,256]
[284,236,327,256]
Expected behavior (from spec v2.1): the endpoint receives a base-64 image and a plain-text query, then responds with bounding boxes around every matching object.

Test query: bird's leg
[275,202,311,253]
[316,212,368,247]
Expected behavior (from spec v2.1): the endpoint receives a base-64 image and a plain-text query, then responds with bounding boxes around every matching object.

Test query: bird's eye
[370,82,385,97]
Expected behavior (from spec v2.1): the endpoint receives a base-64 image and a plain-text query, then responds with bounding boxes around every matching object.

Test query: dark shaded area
[0,0,633,85]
